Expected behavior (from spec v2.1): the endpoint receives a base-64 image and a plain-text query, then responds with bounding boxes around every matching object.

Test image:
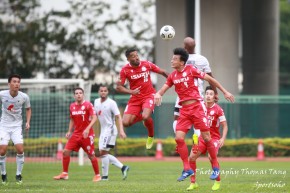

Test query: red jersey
[69,100,95,137]
[166,65,205,104]
[207,103,226,139]
[118,61,162,99]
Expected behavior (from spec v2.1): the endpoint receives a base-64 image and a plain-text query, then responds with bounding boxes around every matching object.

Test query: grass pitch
[1,159,289,193]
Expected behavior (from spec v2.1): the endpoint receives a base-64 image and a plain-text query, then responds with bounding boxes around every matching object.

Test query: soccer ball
[160,25,175,40]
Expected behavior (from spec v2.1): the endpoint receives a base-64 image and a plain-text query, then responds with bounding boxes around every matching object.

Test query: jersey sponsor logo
[72,111,86,115]
[7,104,14,111]
[173,77,189,84]
[130,71,149,79]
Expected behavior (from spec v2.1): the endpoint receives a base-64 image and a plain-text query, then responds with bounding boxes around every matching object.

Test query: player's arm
[115,70,141,95]
[219,121,228,148]
[83,114,97,138]
[116,82,141,95]
[25,107,31,130]
[203,74,234,103]
[116,114,126,139]
[154,84,170,106]
[157,68,169,78]
[206,72,218,101]
[66,118,74,138]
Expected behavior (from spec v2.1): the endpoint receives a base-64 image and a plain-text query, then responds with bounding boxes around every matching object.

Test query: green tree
[0,0,72,78]
[0,0,155,80]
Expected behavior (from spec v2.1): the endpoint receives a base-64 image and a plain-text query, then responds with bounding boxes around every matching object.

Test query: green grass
[1,160,289,193]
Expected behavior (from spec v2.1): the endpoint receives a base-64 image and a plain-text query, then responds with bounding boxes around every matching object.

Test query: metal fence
[2,93,289,139]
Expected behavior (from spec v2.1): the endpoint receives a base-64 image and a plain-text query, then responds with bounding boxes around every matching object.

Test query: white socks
[0,155,7,175]
[107,154,123,168]
[101,154,123,177]
[101,155,110,177]
[16,153,24,175]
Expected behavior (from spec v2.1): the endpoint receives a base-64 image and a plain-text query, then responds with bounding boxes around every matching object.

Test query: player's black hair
[173,47,189,64]
[125,47,139,58]
[74,87,84,94]
[205,86,214,92]
[98,84,109,90]
[8,74,21,83]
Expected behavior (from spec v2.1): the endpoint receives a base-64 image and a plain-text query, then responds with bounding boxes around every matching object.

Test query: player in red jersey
[116,47,168,149]
[154,48,234,182]
[53,88,101,182]
[187,86,228,191]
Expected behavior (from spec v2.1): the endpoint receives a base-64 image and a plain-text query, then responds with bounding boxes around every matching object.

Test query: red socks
[90,157,100,175]
[206,139,219,168]
[175,138,190,170]
[143,117,154,137]
[62,155,70,173]
[189,161,196,183]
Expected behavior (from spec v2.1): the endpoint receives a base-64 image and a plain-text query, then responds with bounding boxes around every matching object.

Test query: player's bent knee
[63,150,70,156]
[201,132,211,142]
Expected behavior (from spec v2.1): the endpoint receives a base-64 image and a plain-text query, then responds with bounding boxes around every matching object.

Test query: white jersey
[0,90,31,127]
[175,53,211,108]
[94,97,120,136]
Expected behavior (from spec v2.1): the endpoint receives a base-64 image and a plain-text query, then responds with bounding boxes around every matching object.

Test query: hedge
[5,137,290,157]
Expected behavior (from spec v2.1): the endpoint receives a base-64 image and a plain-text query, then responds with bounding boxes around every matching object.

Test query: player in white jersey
[173,37,218,136]
[94,85,129,181]
[0,74,31,185]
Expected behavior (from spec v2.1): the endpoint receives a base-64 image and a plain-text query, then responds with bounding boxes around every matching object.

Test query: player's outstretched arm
[154,84,170,106]
[158,68,169,78]
[203,74,235,103]
[206,72,219,101]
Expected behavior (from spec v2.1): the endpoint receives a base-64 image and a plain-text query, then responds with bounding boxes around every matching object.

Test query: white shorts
[99,134,117,151]
[0,126,23,145]
[174,96,182,116]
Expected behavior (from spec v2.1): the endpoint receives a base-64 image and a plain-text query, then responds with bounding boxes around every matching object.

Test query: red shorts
[198,137,220,155]
[65,134,95,156]
[176,101,209,133]
[124,94,155,116]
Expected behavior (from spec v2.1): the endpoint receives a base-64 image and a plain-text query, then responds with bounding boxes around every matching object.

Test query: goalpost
[0,79,91,166]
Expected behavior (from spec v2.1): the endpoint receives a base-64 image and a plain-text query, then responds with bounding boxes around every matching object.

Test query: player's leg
[12,127,25,185]
[122,101,143,127]
[200,132,219,180]
[208,140,221,190]
[0,145,8,185]
[187,137,205,190]
[192,101,219,180]
[175,106,195,181]
[53,136,77,180]
[0,127,9,185]
[14,144,24,185]
[82,135,101,182]
[187,148,202,190]
[99,134,129,180]
[142,96,155,149]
